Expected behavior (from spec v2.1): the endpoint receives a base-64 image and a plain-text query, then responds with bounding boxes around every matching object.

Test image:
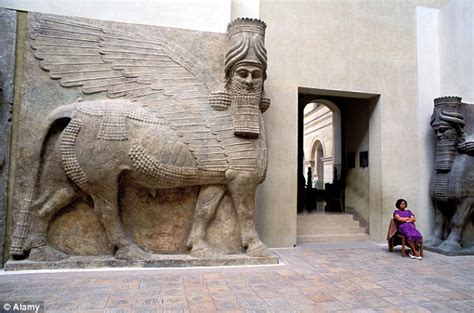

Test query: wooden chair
[387,218,423,257]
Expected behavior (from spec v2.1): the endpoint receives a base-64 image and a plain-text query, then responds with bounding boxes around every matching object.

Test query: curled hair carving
[224,37,250,79]
[439,110,465,126]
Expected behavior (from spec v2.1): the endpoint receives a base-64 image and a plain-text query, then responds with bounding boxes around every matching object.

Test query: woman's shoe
[416,255,423,260]
[408,252,417,259]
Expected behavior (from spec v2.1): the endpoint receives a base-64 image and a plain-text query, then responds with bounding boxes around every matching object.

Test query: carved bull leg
[27,185,79,261]
[425,201,446,247]
[91,189,149,260]
[186,185,226,258]
[226,170,271,257]
[439,198,473,252]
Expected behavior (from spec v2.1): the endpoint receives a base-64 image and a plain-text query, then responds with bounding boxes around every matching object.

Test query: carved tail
[9,104,77,257]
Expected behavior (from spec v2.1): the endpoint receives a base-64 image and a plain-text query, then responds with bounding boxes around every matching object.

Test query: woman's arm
[406,215,416,223]
[394,214,409,222]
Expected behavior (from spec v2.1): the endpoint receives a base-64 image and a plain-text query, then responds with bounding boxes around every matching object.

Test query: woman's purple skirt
[398,223,423,243]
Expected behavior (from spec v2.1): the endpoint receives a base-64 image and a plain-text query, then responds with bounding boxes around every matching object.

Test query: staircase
[297,212,369,243]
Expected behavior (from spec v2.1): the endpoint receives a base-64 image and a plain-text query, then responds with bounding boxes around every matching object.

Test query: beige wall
[258,0,448,245]
[416,6,440,241]
[439,0,473,103]
[0,0,232,32]
[232,0,260,20]
[417,0,473,243]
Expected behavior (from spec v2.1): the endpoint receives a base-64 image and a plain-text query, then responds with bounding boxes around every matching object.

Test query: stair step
[296,216,357,223]
[297,226,366,235]
[297,214,355,222]
[297,233,370,243]
[296,212,368,243]
[297,220,360,228]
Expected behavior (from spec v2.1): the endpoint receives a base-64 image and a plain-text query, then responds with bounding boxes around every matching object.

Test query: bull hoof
[246,242,272,257]
[29,245,69,261]
[438,240,462,252]
[425,238,443,248]
[190,241,225,258]
[115,244,149,260]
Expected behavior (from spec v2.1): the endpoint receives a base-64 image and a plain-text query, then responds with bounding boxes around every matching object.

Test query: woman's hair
[396,199,407,209]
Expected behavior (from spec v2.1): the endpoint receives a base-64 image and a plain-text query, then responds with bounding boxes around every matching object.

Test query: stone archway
[303,100,340,185]
[309,139,325,188]
[314,99,341,177]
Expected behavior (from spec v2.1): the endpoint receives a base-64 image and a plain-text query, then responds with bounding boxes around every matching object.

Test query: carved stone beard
[435,130,459,171]
[230,81,262,138]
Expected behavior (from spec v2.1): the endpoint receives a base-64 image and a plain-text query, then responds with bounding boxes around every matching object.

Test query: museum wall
[259,0,449,244]
[439,0,473,104]
[416,6,439,240]
[417,0,474,242]
[417,0,473,245]
[0,0,232,32]
[442,0,474,245]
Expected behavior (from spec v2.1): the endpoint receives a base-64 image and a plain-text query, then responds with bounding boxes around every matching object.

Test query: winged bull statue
[10,16,273,261]
[427,96,474,254]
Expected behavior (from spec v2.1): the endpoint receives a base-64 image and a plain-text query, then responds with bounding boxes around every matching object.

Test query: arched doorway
[300,100,342,214]
[302,100,341,189]
[297,89,376,244]
[313,140,324,187]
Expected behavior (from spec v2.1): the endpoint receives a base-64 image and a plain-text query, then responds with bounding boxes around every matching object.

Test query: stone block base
[4,253,279,271]
[425,245,474,256]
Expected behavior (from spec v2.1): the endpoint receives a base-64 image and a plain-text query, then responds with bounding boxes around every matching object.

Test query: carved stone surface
[7,13,275,268]
[426,96,474,255]
[0,8,17,267]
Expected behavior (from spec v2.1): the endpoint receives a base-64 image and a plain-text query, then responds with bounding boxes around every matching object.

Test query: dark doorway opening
[297,90,377,216]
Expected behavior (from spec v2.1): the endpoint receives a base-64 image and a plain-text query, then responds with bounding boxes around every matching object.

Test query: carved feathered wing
[30,15,258,172]
[31,16,218,98]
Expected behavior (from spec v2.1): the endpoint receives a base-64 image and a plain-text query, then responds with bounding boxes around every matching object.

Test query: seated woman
[393,199,423,259]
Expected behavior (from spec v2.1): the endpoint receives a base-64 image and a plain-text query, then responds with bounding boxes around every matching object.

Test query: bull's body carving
[427,97,474,254]
[10,16,273,261]
[55,101,266,189]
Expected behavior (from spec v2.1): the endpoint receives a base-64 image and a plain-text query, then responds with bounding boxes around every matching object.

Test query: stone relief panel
[0,8,17,267]
[427,96,474,255]
[7,13,274,268]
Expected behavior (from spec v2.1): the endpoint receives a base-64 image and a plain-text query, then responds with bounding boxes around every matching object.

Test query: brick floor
[0,241,473,312]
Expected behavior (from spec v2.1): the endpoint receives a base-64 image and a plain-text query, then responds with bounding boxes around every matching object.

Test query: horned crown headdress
[209,18,270,113]
[430,96,465,128]
[224,18,268,80]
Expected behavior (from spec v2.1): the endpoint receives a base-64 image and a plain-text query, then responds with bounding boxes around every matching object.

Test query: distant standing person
[394,199,423,259]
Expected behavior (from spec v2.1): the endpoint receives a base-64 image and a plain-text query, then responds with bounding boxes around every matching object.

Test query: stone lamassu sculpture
[427,96,474,254]
[10,16,273,262]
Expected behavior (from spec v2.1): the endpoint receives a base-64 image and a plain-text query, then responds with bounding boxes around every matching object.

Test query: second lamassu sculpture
[10,15,274,263]
[427,96,474,255]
